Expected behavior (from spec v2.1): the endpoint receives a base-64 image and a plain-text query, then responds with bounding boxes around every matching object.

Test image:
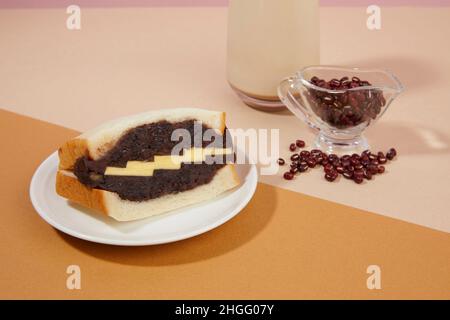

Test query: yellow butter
[104,148,232,177]
[104,165,155,176]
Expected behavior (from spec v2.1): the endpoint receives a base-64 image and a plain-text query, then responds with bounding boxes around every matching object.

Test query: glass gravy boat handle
[278,75,320,130]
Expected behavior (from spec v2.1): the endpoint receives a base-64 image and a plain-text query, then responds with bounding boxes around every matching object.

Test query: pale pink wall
[0,0,449,8]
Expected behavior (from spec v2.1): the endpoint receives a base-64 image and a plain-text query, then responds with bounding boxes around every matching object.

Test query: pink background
[0,0,449,8]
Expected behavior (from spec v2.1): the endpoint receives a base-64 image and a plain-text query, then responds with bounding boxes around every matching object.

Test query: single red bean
[354,170,364,178]
[296,140,306,148]
[332,159,341,167]
[300,150,310,158]
[290,167,299,174]
[354,176,364,184]
[307,158,317,168]
[343,171,353,179]
[386,148,397,160]
[328,154,339,162]
[277,158,285,165]
[389,148,397,155]
[361,158,370,167]
[298,163,309,172]
[316,155,324,164]
[341,159,351,168]
[330,79,341,87]
[361,154,369,161]
[325,171,338,182]
[283,172,294,180]
[368,164,378,175]
[289,143,296,151]
[350,158,360,166]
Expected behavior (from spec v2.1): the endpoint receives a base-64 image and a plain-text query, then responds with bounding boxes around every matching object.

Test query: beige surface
[1,109,450,299]
[0,7,449,233]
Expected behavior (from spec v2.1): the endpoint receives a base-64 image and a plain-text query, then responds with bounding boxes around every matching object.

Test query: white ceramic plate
[30,152,257,246]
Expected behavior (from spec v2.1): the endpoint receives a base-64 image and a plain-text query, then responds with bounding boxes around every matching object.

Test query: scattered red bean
[368,164,378,175]
[283,172,294,180]
[325,172,338,182]
[307,158,317,168]
[290,167,299,174]
[332,159,341,168]
[296,140,306,148]
[289,143,296,152]
[328,154,339,162]
[386,147,397,160]
[281,140,397,184]
[341,159,351,167]
[368,153,378,161]
[354,170,364,178]
[298,163,309,172]
[300,150,310,159]
[353,176,364,184]
[343,171,354,179]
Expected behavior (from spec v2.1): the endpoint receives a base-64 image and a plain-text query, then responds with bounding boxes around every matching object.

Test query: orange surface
[1,109,449,299]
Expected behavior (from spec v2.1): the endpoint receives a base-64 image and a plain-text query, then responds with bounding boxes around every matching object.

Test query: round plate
[30,152,258,246]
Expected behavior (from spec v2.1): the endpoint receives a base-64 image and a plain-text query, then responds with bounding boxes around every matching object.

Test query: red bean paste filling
[73,120,232,201]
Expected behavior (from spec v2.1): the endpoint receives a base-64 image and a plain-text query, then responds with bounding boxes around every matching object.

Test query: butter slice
[104,148,232,177]
[104,161,156,176]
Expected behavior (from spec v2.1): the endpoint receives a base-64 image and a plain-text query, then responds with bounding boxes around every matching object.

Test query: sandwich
[56,108,240,221]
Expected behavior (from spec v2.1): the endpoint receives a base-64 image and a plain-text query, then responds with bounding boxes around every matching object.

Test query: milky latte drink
[227,0,319,110]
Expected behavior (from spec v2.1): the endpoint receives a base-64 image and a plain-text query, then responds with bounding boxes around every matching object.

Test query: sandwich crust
[56,170,108,214]
[58,138,89,171]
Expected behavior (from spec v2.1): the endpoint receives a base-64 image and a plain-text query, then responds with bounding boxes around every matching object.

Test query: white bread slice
[58,108,226,170]
[55,108,240,221]
[56,165,240,221]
